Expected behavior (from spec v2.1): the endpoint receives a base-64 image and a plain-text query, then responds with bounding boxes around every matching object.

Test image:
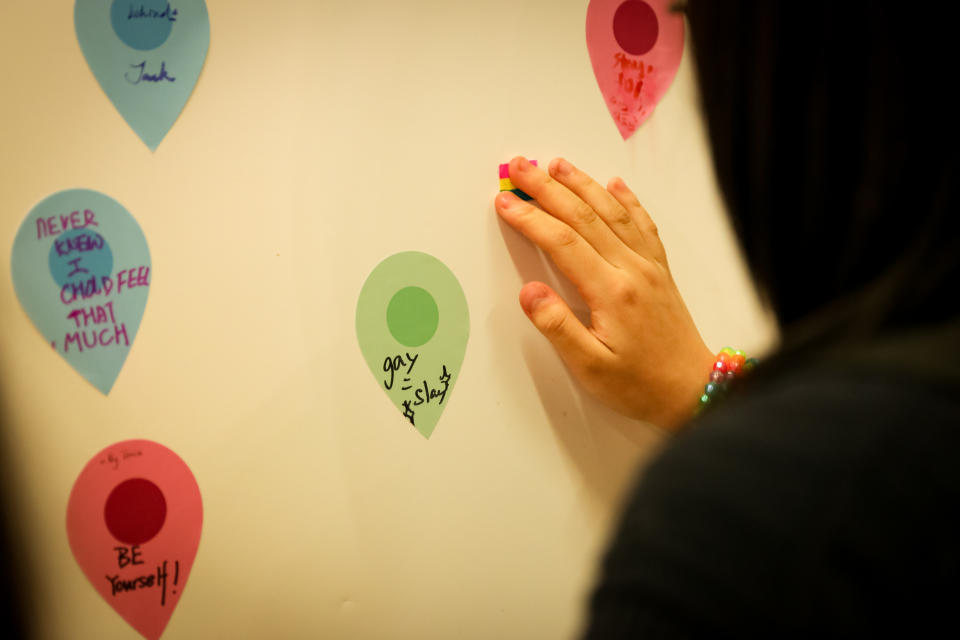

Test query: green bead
[721,346,735,355]
[699,394,710,404]
[734,349,746,357]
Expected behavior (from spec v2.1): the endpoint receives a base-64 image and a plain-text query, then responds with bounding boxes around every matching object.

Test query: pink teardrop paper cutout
[66,440,202,640]
[586,0,685,139]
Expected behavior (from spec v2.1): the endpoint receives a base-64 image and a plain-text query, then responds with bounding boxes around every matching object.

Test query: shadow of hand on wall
[494,214,666,510]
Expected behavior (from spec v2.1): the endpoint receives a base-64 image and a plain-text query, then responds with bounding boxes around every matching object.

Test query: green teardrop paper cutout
[356,252,469,439]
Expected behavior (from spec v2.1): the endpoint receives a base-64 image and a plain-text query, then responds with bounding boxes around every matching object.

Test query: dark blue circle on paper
[49,229,114,289]
[111,0,175,51]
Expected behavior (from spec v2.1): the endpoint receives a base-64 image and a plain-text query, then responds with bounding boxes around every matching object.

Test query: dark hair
[685,1,959,342]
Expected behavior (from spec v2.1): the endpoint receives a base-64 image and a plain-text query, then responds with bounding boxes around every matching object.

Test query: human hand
[495,156,714,430]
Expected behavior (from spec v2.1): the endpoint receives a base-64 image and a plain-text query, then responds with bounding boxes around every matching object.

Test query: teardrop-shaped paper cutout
[10,189,151,394]
[586,0,685,139]
[74,0,211,150]
[356,252,469,439]
[67,440,203,640]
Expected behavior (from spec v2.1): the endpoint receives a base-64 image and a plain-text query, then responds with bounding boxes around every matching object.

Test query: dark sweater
[584,331,960,637]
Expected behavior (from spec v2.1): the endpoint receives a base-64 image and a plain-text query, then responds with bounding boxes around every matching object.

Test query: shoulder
[674,366,960,487]
[585,367,960,638]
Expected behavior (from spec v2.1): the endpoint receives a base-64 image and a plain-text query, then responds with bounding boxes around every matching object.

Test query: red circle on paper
[613,0,659,56]
[103,478,167,545]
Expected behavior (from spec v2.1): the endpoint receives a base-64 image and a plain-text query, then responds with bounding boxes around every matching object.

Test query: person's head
[685,1,959,338]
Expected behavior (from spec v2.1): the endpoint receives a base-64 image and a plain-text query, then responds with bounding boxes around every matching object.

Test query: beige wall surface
[0,1,773,638]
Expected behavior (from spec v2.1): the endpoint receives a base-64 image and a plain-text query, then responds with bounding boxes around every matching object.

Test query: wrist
[655,345,717,431]
[694,347,759,415]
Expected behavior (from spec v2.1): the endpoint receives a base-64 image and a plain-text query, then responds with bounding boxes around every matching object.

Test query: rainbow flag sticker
[499,160,537,201]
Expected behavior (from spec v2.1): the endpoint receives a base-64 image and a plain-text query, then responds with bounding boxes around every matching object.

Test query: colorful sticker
[10,189,151,394]
[586,0,684,139]
[66,440,202,640]
[356,252,469,439]
[498,160,538,201]
[75,0,211,150]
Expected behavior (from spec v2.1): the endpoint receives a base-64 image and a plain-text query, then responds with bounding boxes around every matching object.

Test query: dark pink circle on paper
[104,478,167,545]
[613,0,659,56]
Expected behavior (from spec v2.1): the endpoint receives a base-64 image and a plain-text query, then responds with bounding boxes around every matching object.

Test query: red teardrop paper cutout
[587,0,685,139]
[66,440,202,640]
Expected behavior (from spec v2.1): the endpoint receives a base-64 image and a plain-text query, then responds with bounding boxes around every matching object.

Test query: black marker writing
[383,352,419,390]
[402,400,416,425]
[126,60,176,85]
[387,362,453,429]
[412,365,451,406]
[159,560,168,606]
[114,545,144,568]
[104,559,179,606]
[128,3,178,22]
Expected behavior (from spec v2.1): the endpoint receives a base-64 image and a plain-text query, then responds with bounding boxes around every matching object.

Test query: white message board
[0,1,772,638]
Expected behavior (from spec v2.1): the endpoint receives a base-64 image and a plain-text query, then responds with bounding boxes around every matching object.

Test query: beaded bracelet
[695,347,759,413]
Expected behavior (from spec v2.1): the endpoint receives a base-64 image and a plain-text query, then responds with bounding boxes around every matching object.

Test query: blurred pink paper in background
[586,0,685,139]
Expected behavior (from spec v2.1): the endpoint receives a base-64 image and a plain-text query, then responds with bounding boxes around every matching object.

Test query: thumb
[519,282,606,366]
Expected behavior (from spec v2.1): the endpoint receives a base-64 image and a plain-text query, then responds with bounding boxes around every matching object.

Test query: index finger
[507,156,629,265]
[495,190,615,302]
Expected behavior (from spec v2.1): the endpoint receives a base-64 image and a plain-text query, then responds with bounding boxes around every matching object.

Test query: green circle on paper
[387,286,439,347]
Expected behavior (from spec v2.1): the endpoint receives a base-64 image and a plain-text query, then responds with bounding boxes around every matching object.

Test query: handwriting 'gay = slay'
[356,252,469,439]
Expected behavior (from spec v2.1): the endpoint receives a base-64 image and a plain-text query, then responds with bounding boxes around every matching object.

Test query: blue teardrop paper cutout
[75,0,211,150]
[11,189,152,394]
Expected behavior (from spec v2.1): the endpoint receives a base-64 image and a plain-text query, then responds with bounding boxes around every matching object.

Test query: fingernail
[515,156,531,171]
[496,191,516,208]
[554,158,573,176]
[519,283,550,315]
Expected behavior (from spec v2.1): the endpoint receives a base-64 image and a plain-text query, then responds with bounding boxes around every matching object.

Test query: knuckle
[580,356,607,380]
[537,307,568,336]
[570,170,592,189]
[509,203,535,226]
[632,256,656,278]
[572,202,599,225]
[638,258,669,284]
[612,207,634,228]
[551,225,580,250]
[609,279,640,305]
